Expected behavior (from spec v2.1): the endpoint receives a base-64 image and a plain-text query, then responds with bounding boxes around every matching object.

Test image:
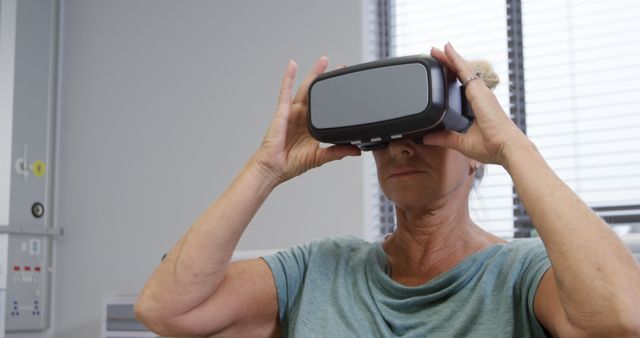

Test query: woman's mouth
[387,168,424,179]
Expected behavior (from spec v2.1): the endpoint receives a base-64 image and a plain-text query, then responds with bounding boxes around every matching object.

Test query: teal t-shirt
[262,236,551,337]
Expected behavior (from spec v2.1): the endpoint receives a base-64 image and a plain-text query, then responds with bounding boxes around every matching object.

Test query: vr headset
[307,55,474,151]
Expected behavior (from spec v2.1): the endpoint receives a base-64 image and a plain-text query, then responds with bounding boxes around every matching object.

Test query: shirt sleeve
[517,239,552,337]
[261,242,313,323]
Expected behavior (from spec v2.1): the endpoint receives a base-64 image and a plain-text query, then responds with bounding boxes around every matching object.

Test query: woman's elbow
[611,299,640,338]
[134,298,175,337]
[134,298,218,338]
[586,313,640,338]
[618,314,640,338]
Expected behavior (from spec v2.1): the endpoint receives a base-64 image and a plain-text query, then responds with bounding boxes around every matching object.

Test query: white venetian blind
[522,0,640,231]
[386,0,515,237]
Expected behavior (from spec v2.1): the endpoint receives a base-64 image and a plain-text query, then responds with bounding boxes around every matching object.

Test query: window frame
[371,0,640,239]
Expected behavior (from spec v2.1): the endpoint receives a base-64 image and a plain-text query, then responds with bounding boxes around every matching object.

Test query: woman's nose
[388,138,417,158]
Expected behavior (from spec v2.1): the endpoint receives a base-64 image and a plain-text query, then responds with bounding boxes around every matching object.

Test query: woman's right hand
[252,58,361,185]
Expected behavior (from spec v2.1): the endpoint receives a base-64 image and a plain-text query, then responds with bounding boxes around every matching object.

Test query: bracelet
[461,72,481,87]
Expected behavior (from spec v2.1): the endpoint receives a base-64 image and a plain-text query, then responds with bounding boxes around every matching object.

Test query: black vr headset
[307,55,474,151]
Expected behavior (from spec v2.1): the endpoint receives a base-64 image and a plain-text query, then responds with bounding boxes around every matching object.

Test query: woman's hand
[252,58,361,185]
[424,43,531,167]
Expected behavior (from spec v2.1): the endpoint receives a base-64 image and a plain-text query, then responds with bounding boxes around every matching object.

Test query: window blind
[364,0,516,240]
[521,0,640,233]
[364,0,640,240]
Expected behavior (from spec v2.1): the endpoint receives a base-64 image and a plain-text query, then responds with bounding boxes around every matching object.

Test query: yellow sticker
[32,160,46,177]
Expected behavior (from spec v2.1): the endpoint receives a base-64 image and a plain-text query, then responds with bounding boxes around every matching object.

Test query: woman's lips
[387,168,424,179]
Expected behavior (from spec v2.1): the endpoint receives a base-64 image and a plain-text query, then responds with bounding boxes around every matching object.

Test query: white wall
[0,0,17,228]
[54,1,365,337]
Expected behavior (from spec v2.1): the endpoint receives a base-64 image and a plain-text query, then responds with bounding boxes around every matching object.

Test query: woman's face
[372,139,476,210]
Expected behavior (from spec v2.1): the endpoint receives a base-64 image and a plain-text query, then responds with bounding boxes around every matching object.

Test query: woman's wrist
[245,154,285,194]
[500,136,540,174]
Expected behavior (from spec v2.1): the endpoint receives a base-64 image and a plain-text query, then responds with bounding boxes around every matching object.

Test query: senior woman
[135,43,640,337]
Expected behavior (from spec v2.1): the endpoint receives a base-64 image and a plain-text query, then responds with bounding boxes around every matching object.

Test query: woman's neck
[383,197,505,286]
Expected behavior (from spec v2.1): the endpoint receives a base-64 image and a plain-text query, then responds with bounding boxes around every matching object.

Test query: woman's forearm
[136,156,280,320]
[504,139,640,331]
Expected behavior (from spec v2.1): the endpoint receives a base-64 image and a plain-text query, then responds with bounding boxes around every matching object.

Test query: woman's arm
[134,158,280,337]
[506,137,640,337]
[134,58,360,337]
[427,43,640,337]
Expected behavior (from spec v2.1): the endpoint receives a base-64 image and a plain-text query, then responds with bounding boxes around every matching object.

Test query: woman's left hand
[424,43,531,167]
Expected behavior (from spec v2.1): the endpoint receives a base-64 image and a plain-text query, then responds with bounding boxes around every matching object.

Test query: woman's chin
[386,190,439,209]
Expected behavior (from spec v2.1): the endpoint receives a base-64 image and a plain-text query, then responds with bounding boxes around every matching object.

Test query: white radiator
[101,295,159,338]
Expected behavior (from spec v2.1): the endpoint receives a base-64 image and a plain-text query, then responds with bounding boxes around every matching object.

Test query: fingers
[443,42,475,78]
[317,144,362,164]
[433,43,499,112]
[430,47,453,70]
[292,56,330,105]
[432,43,478,85]
[422,130,464,151]
[276,60,298,115]
[444,43,476,82]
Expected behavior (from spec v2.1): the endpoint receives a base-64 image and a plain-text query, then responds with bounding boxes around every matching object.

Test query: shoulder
[309,235,371,252]
[476,239,550,285]
[304,236,373,263]
[504,238,545,249]
[491,238,551,289]
[497,238,548,261]
[263,236,372,267]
